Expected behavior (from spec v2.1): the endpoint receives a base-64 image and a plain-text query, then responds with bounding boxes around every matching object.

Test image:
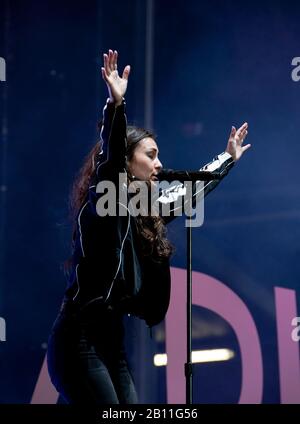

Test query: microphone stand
[157,168,221,403]
[186,208,193,404]
[181,172,221,405]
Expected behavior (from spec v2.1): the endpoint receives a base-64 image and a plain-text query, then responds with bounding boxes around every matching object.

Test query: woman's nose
[155,158,162,170]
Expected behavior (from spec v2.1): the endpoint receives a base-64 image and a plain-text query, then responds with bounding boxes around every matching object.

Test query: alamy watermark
[0,57,6,82]
[291,57,300,82]
[291,317,300,342]
[94,173,205,227]
[0,316,6,341]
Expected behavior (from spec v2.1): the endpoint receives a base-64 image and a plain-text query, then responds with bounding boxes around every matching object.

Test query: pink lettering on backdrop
[31,356,58,404]
[31,271,299,404]
[274,287,300,403]
[166,267,263,403]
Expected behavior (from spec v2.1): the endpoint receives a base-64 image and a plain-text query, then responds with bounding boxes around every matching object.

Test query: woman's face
[128,137,162,182]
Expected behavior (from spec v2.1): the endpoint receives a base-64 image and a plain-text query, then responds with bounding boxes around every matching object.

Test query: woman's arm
[158,122,251,224]
[95,50,131,178]
[88,50,131,215]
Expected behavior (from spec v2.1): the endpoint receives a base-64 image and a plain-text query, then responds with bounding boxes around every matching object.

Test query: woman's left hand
[226,122,251,161]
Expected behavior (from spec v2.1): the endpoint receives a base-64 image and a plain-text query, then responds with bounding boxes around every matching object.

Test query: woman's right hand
[101,49,131,106]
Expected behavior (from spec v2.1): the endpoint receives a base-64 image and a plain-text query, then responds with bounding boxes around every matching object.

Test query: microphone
[156,168,221,182]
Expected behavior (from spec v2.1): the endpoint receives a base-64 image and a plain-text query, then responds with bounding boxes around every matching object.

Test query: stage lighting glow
[153,349,235,367]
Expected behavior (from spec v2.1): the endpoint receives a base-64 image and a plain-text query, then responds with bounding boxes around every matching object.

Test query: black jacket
[64,99,235,327]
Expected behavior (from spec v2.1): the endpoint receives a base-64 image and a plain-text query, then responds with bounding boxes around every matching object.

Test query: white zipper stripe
[97,102,117,176]
[104,202,131,302]
[72,264,80,301]
[77,201,89,257]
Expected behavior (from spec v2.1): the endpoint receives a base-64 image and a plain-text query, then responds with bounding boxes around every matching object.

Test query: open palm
[226,122,251,161]
[101,49,130,105]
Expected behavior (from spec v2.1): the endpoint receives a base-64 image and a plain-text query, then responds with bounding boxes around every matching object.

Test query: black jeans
[47,303,138,405]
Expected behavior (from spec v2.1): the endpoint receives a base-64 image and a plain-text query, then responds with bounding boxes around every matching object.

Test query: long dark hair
[66,125,173,271]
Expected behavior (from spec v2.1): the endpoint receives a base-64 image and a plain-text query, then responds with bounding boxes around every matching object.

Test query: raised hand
[101,49,131,106]
[226,122,251,161]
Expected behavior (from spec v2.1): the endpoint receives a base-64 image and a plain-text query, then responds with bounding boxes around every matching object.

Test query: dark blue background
[0,0,299,403]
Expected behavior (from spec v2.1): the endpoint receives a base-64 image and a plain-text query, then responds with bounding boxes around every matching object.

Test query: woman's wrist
[108,97,123,107]
[114,98,123,107]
